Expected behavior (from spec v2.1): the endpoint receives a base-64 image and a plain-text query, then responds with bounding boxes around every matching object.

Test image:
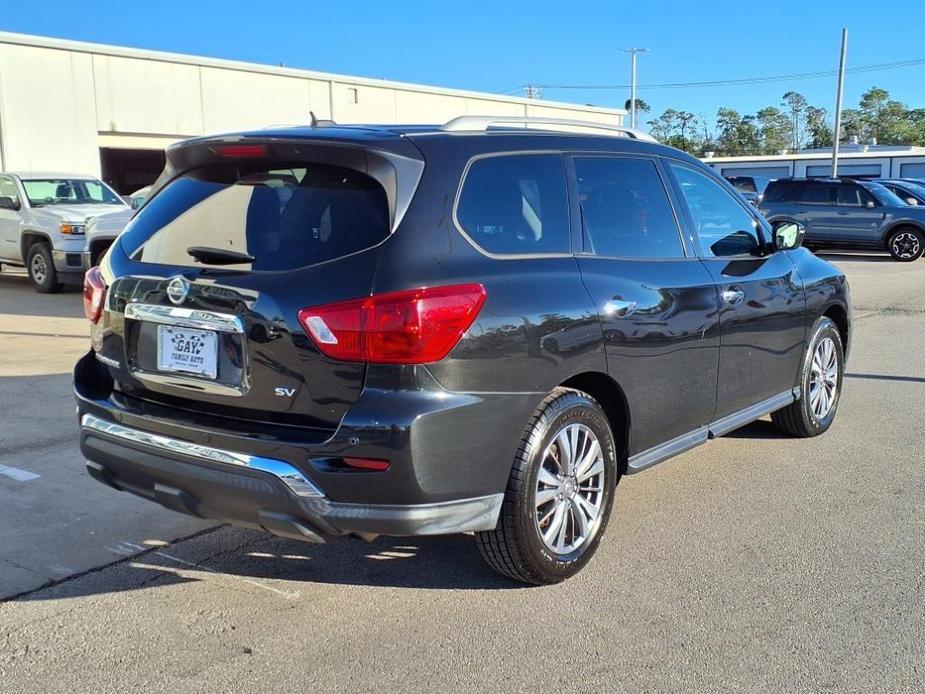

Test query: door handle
[837,211,850,215]
[603,299,637,318]
[722,288,745,305]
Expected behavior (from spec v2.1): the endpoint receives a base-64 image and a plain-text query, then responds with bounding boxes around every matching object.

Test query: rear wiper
[187,246,255,265]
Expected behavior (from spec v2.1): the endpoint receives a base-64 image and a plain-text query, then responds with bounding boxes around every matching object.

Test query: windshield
[864,181,907,207]
[22,178,124,207]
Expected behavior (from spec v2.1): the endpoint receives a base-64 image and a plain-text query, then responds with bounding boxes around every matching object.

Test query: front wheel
[475,388,617,585]
[772,317,844,437]
[27,242,61,293]
[887,227,924,262]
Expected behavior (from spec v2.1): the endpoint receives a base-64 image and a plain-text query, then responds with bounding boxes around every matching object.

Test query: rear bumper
[75,352,539,541]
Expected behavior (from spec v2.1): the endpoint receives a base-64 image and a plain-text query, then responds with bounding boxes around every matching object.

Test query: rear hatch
[94,132,424,430]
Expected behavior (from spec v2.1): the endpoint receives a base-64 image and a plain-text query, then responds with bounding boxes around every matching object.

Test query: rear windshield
[120,162,389,271]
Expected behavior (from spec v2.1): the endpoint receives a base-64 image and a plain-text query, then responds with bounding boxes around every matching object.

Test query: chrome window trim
[80,414,324,498]
[124,303,244,333]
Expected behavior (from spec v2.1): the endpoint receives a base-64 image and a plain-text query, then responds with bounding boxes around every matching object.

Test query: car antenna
[309,111,336,127]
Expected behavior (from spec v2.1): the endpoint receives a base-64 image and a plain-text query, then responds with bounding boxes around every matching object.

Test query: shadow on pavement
[845,372,925,384]
[11,528,527,601]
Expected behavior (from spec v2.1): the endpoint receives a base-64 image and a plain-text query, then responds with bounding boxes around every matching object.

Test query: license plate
[156,326,218,379]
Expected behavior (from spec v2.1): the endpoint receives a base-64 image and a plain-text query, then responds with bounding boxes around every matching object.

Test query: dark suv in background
[724,174,770,205]
[75,117,850,584]
[760,177,925,261]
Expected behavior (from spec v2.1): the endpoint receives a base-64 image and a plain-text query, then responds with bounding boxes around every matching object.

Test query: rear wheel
[27,242,61,293]
[476,388,617,585]
[887,227,924,262]
[772,317,844,437]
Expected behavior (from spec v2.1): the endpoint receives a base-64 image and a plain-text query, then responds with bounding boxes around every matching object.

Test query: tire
[27,242,61,293]
[772,317,844,437]
[887,227,924,262]
[476,387,618,585]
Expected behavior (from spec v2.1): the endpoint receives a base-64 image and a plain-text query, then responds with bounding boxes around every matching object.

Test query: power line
[505,56,925,93]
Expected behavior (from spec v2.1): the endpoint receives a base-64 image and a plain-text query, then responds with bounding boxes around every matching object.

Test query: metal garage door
[807,163,882,178]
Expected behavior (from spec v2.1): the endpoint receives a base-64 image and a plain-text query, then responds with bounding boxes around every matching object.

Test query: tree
[805,106,832,148]
[624,98,651,116]
[756,106,792,154]
[782,91,809,150]
[715,108,760,155]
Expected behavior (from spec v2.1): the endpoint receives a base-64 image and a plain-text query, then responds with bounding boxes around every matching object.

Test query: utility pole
[831,29,848,177]
[622,48,649,128]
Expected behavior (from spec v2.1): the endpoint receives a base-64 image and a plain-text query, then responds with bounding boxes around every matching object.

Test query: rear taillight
[298,283,486,364]
[83,266,106,324]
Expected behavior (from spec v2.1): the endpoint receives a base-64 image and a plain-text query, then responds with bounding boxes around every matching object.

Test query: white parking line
[0,464,40,482]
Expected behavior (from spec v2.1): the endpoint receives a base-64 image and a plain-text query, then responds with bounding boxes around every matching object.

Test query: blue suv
[760,178,925,261]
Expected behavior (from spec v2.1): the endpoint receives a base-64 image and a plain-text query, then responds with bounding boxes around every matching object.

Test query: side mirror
[121,195,133,206]
[906,197,919,206]
[0,196,20,211]
[865,200,876,209]
[773,221,805,251]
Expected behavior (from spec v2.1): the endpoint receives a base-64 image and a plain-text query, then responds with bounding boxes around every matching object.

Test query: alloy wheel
[891,231,921,259]
[30,252,47,285]
[809,336,838,420]
[534,422,606,555]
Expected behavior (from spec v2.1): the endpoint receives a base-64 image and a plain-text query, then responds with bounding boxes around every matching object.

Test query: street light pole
[623,48,649,128]
[831,29,848,177]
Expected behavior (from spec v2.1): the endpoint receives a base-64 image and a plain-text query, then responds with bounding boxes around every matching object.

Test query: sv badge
[274,387,297,398]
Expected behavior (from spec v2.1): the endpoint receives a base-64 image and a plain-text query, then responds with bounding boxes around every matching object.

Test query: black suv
[760,177,925,261]
[75,117,850,584]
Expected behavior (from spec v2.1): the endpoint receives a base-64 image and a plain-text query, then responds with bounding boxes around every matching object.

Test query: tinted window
[574,157,682,258]
[799,183,834,204]
[763,180,802,203]
[836,184,874,206]
[457,154,569,255]
[669,163,761,257]
[121,162,389,271]
[727,177,757,193]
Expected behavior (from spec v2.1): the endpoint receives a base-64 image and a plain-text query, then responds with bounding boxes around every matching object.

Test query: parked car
[83,186,153,267]
[724,174,771,205]
[873,178,925,206]
[75,117,850,585]
[760,177,925,261]
[0,172,128,291]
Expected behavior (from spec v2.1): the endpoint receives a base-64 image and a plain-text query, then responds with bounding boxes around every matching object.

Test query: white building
[703,142,925,180]
[0,32,624,192]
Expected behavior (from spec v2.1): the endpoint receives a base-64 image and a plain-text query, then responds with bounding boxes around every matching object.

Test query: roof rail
[439,115,658,142]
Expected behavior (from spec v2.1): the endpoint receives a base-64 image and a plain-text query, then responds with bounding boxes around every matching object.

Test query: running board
[626,389,799,474]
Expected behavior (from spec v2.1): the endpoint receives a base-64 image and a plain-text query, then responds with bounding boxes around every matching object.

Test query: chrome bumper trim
[124,303,244,334]
[126,370,245,398]
[80,414,324,498]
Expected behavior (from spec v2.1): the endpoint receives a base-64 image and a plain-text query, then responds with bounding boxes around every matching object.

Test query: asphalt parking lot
[1,254,923,693]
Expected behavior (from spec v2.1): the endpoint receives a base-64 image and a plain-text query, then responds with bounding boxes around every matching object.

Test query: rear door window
[456,154,570,255]
[120,162,389,271]
[574,156,684,258]
[836,184,875,206]
[799,183,834,204]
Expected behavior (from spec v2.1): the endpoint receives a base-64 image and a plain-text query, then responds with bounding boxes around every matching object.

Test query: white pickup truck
[0,172,129,292]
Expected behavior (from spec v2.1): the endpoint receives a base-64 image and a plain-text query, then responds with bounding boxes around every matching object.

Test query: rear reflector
[212,144,268,158]
[83,266,106,324]
[298,283,486,364]
[342,457,391,472]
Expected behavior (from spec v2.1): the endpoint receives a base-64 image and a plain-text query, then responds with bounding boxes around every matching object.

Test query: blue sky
[3,1,923,131]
